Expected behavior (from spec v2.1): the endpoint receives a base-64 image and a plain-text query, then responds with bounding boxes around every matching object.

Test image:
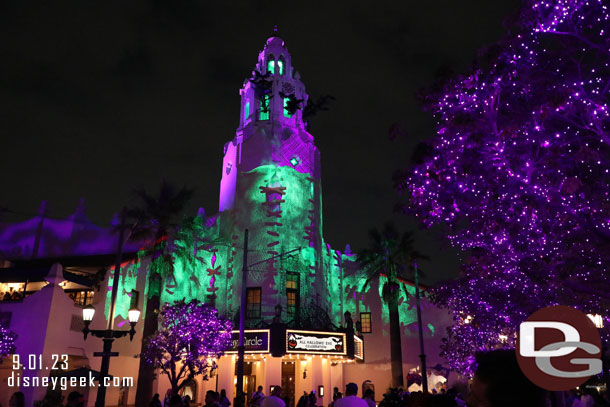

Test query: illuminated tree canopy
[143,299,232,394]
[0,325,17,361]
[398,0,610,373]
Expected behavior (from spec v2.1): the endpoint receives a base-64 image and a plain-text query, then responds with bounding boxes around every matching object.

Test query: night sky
[0,0,520,283]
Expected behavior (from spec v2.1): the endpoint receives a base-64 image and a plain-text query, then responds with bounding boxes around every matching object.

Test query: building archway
[180,379,197,402]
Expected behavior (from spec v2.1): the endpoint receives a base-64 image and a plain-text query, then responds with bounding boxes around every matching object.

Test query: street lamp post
[235,229,249,407]
[234,230,301,407]
[414,260,428,393]
[82,305,141,407]
[81,208,141,407]
[274,304,282,323]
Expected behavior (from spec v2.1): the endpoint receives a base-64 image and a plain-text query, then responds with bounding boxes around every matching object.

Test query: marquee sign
[286,330,347,355]
[354,335,364,360]
[226,329,270,354]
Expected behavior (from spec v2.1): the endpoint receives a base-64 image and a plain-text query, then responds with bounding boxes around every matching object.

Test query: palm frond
[356,222,429,291]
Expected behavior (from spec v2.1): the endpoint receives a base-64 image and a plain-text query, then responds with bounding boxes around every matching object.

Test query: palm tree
[357,222,428,389]
[131,181,194,407]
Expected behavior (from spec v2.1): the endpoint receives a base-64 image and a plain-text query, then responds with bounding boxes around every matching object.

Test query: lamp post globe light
[83,304,95,323]
[82,305,141,339]
[128,307,142,324]
[82,303,141,406]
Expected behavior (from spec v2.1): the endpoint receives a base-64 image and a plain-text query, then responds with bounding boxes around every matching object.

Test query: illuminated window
[286,274,298,290]
[260,95,270,120]
[287,291,296,315]
[360,312,372,333]
[283,97,293,118]
[278,57,285,75]
[286,273,299,319]
[244,102,250,122]
[267,58,275,74]
[246,287,261,319]
[67,290,94,306]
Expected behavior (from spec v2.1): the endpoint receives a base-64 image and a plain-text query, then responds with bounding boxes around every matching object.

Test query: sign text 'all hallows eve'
[286,330,346,354]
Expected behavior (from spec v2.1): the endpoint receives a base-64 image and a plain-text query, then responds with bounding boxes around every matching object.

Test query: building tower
[218,33,330,324]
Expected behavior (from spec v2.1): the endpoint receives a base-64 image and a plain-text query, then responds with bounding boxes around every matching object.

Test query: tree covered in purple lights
[142,299,232,394]
[0,325,17,361]
[398,0,610,374]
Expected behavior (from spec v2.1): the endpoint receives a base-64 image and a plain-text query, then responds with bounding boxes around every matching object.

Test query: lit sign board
[354,335,364,360]
[226,329,270,353]
[286,330,346,355]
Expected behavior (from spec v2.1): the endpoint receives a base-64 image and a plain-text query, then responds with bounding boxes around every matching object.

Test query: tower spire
[219,35,320,213]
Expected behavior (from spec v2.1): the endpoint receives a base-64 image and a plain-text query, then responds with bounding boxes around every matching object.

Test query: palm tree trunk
[130,182,193,406]
[388,288,404,388]
[135,234,166,407]
[135,276,161,407]
[135,231,166,407]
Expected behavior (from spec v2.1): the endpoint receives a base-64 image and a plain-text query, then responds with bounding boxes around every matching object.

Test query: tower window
[259,95,270,120]
[286,273,299,320]
[277,57,285,75]
[246,287,261,319]
[267,58,275,75]
[360,312,372,333]
[244,102,250,122]
[283,97,293,118]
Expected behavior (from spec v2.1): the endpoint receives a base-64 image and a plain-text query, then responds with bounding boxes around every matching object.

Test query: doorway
[181,379,197,402]
[235,362,256,404]
[117,387,129,407]
[281,361,295,407]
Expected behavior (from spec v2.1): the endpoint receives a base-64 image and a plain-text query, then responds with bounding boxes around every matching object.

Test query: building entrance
[281,361,296,407]
[235,361,256,404]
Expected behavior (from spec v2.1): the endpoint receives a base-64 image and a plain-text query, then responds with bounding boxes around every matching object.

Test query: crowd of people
[4,350,610,407]
[155,392,196,407]
[1,290,23,301]
[372,350,610,407]
[247,385,288,407]
[4,390,85,407]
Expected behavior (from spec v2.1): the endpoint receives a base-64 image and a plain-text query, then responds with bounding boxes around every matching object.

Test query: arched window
[267,55,275,75]
[259,95,270,120]
[244,101,250,122]
[277,56,285,75]
[283,97,293,118]
[180,379,197,401]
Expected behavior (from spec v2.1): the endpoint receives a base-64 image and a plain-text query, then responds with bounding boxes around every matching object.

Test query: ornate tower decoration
[165,32,356,327]
[219,31,320,212]
[217,31,332,322]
